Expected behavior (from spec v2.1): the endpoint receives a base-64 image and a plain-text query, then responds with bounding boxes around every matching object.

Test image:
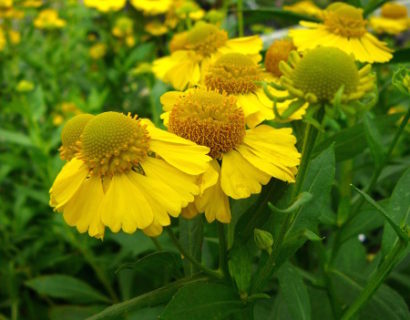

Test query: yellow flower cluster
[34,9,66,29]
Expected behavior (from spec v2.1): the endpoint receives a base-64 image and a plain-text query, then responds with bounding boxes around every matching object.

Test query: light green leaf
[0,129,33,147]
[25,275,110,304]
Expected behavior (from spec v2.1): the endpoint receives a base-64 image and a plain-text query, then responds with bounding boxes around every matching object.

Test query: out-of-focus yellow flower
[16,80,34,92]
[0,29,5,51]
[289,2,393,63]
[131,62,153,76]
[89,43,107,60]
[61,102,82,114]
[284,0,324,19]
[165,0,205,30]
[52,102,83,127]
[21,0,42,8]
[84,0,126,13]
[0,0,12,8]
[34,9,66,29]
[369,2,409,35]
[112,16,135,47]
[153,21,262,90]
[130,0,172,16]
[53,114,64,126]
[265,39,296,78]
[204,9,225,25]
[8,29,20,44]
[144,20,168,36]
[0,7,24,19]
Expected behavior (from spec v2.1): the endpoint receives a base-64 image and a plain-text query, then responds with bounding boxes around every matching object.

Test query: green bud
[254,228,273,255]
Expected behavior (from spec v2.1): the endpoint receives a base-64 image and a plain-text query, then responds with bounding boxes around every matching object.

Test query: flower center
[265,39,296,77]
[80,112,150,176]
[185,22,228,57]
[381,3,407,19]
[324,3,367,38]
[291,47,359,101]
[60,114,94,161]
[168,89,246,159]
[205,53,262,95]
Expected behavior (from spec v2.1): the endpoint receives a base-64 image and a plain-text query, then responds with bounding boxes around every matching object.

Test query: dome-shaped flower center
[265,39,296,77]
[185,22,228,57]
[168,89,246,159]
[205,53,262,95]
[60,114,94,161]
[381,3,407,19]
[324,3,367,38]
[80,112,150,176]
[291,47,359,101]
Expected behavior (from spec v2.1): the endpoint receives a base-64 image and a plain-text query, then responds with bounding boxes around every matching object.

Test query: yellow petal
[147,125,211,175]
[220,149,270,199]
[100,174,154,233]
[223,35,263,56]
[143,219,163,237]
[141,157,200,214]
[62,176,105,239]
[196,161,231,223]
[50,158,88,210]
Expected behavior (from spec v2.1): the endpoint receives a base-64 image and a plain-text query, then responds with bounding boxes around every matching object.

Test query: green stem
[86,276,209,320]
[237,0,244,37]
[218,222,229,277]
[166,228,223,279]
[341,239,407,320]
[251,108,324,293]
[151,237,163,251]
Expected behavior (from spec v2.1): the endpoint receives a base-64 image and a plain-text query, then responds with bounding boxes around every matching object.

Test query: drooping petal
[100,174,154,233]
[220,149,270,199]
[147,125,211,175]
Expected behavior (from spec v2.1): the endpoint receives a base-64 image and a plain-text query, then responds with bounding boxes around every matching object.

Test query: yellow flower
[279,46,375,104]
[50,112,211,238]
[0,7,24,19]
[8,29,20,44]
[89,43,107,60]
[265,39,295,78]
[160,88,300,223]
[284,0,324,19]
[0,0,12,8]
[16,80,34,92]
[0,29,5,51]
[34,9,66,29]
[369,2,409,35]
[21,0,43,8]
[145,20,168,36]
[203,52,304,128]
[112,17,135,47]
[130,0,172,16]
[153,21,262,90]
[289,2,393,63]
[84,0,126,13]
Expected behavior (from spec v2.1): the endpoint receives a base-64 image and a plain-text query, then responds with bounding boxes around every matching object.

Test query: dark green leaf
[277,262,311,320]
[160,282,243,320]
[389,48,410,64]
[228,243,253,294]
[25,275,110,304]
[363,112,385,168]
[179,216,203,276]
[382,168,410,255]
[49,305,105,320]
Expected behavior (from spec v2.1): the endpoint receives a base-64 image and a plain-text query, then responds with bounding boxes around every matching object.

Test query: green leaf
[330,270,410,320]
[228,243,253,294]
[116,251,183,278]
[277,262,311,320]
[363,112,385,169]
[0,129,33,147]
[30,86,46,121]
[25,275,110,304]
[389,48,410,64]
[314,114,401,162]
[179,216,203,276]
[160,283,243,320]
[49,305,105,320]
[242,8,319,27]
[124,43,155,70]
[382,168,410,255]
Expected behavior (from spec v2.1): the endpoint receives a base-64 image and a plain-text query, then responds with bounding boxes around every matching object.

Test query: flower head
[289,2,393,63]
[161,89,300,222]
[84,0,126,13]
[153,22,262,90]
[265,39,296,78]
[50,111,211,238]
[130,0,172,16]
[279,46,374,104]
[370,2,409,35]
[34,9,66,29]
